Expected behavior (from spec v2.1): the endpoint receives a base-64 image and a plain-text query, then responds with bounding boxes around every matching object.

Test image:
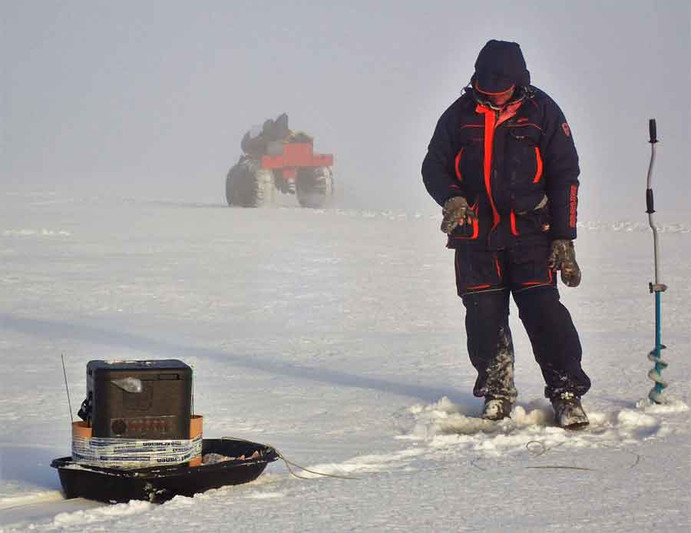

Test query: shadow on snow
[0,313,474,405]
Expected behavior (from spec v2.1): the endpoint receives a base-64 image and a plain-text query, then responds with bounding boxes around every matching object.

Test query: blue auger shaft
[651,292,665,390]
[646,118,668,403]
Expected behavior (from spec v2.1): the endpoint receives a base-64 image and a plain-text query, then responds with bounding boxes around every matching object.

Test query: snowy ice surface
[0,192,689,532]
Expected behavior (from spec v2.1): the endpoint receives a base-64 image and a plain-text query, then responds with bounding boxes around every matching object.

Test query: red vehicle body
[261,143,334,182]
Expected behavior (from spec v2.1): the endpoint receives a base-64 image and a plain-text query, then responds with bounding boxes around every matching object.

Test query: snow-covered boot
[481,397,513,421]
[551,392,589,429]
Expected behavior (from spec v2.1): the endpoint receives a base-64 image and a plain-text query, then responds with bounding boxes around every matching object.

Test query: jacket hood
[472,40,531,94]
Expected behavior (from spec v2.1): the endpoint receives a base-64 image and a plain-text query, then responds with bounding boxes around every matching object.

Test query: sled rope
[525,440,553,456]
[525,465,594,471]
[275,450,358,481]
[525,440,641,471]
[472,440,597,472]
[524,440,595,471]
[220,437,357,480]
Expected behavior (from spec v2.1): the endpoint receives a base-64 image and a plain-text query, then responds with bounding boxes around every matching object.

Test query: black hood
[471,40,531,94]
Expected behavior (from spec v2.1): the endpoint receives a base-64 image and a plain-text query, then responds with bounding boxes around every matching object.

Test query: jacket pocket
[510,196,550,237]
[456,127,484,189]
[454,247,503,296]
[507,125,542,190]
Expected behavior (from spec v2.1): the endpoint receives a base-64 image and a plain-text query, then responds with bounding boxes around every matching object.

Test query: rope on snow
[220,436,357,480]
[471,439,641,473]
[275,450,358,481]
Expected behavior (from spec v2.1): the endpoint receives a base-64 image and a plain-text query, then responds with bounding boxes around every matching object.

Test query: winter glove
[441,196,477,234]
[548,239,581,287]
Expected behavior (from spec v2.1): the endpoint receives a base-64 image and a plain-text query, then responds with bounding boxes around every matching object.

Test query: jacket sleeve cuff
[550,227,577,241]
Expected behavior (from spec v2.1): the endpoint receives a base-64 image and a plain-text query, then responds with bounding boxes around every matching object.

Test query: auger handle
[646,118,657,214]
[649,118,658,144]
[646,189,655,214]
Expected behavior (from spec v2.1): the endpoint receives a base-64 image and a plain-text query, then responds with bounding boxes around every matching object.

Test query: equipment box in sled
[80,359,192,440]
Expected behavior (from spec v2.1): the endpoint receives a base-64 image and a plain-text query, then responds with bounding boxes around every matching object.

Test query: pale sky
[2,0,689,220]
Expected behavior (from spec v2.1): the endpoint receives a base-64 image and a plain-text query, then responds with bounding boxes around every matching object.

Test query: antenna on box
[61,353,74,423]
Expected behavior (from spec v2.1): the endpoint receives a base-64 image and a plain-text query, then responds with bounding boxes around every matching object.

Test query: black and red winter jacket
[422,86,579,249]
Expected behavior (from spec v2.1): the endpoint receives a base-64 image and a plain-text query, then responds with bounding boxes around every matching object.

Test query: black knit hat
[473,40,531,94]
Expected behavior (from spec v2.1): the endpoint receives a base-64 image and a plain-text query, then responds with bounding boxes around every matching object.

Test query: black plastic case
[84,359,192,439]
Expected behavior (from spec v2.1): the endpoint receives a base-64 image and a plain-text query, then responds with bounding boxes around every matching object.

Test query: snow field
[0,193,689,531]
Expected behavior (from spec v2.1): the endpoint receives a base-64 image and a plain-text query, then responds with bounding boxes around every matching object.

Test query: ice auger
[645,118,668,404]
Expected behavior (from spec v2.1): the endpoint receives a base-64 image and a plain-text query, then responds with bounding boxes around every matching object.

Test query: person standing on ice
[422,40,591,428]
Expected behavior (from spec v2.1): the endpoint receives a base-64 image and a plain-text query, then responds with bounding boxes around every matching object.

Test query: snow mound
[244,491,286,500]
[635,397,689,414]
[399,396,678,457]
[52,500,152,527]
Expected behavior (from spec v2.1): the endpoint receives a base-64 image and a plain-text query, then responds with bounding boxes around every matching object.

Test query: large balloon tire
[225,158,275,207]
[296,166,334,208]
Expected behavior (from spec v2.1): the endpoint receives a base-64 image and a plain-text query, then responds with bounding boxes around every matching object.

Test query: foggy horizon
[2,0,689,221]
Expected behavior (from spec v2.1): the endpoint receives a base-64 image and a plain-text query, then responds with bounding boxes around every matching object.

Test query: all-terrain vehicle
[225,114,334,208]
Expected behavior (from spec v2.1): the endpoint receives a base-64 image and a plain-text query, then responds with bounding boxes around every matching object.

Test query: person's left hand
[548,239,581,287]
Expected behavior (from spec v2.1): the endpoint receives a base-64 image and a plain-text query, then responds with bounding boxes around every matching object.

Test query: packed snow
[0,192,689,532]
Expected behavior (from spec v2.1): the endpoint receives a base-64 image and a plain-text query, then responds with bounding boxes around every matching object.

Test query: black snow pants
[454,241,591,401]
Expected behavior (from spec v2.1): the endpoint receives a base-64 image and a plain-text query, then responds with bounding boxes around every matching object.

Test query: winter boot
[481,397,513,421]
[551,392,589,429]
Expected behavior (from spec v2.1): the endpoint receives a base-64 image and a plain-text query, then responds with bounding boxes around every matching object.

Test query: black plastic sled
[51,438,278,504]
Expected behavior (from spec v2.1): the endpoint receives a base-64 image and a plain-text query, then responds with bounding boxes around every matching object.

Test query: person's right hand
[441,196,476,234]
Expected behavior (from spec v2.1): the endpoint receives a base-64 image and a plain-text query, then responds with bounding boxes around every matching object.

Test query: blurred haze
[2,0,689,220]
